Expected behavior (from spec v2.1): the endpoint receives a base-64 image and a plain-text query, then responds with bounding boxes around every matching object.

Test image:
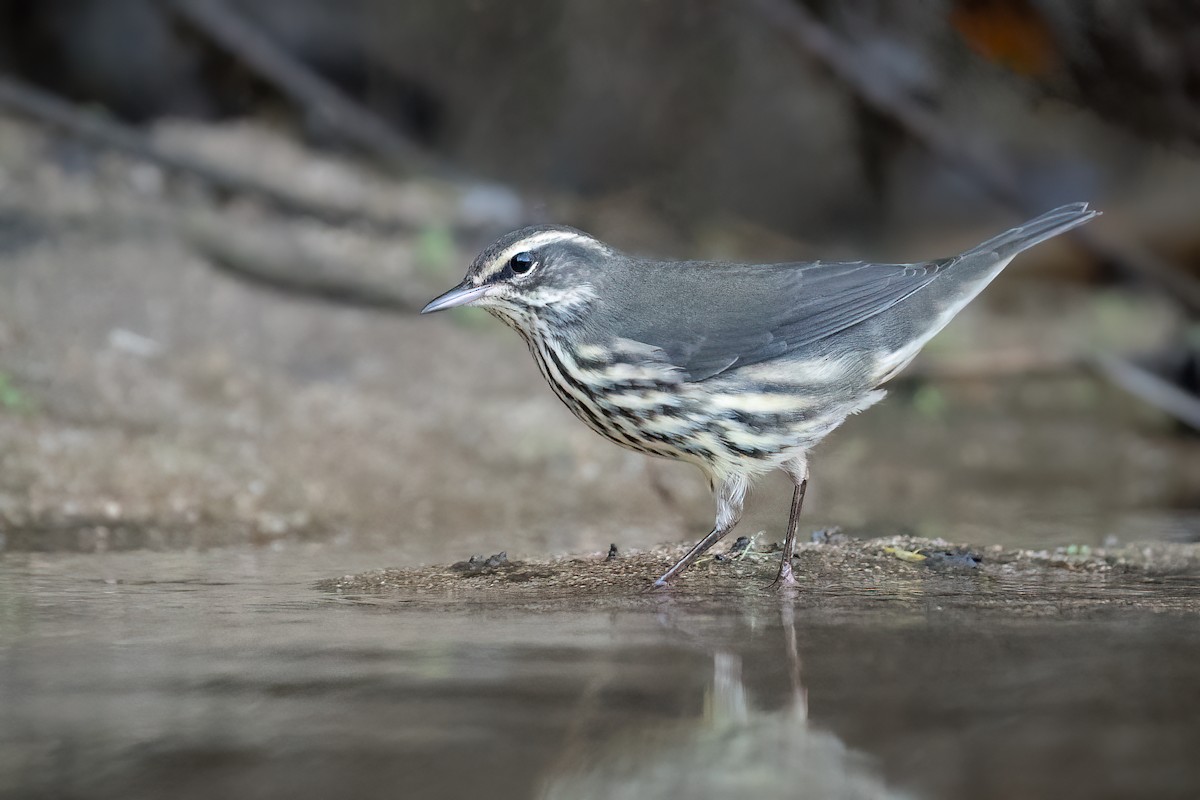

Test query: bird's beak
[421,282,491,314]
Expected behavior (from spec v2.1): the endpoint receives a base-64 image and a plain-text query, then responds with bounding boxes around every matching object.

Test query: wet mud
[323,533,1200,616]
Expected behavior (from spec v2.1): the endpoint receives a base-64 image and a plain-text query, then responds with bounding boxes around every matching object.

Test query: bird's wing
[620,258,949,381]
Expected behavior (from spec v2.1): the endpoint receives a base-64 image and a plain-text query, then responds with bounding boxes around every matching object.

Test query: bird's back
[587,203,1097,388]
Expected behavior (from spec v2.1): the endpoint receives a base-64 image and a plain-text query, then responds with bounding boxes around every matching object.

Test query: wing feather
[615,259,947,381]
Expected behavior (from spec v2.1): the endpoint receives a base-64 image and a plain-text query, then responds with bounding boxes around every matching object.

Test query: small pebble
[811,527,849,545]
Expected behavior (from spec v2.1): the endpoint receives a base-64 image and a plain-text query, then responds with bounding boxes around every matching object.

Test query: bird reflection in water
[540,597,915,800]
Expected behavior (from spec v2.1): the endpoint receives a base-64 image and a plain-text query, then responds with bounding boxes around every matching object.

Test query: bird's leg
[772,482,807,586]
[650,475,746,589]
[649,524,737,589]
[773,459,809,588]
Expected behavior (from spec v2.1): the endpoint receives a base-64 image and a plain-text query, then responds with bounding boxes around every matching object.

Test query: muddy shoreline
[320,534,1200,615]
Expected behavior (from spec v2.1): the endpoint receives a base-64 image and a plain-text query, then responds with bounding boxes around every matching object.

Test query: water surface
[2,546,1198,800]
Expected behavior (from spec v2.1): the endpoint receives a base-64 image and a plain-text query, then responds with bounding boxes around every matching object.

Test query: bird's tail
[964,202,1099,262]
[869,203,1100,386]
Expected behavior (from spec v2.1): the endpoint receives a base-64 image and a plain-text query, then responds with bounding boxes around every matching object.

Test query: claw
[769,559,799,591]
[646,577,671,592]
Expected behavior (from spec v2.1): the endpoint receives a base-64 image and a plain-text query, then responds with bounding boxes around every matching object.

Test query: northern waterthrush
[423,204,1098,588]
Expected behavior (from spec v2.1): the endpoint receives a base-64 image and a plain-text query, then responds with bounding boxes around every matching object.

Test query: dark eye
[510,252,537,275]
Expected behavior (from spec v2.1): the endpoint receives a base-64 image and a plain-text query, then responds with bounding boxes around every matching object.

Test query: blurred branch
[168,0,441,175]
[893,349,1086,385]
[1093,355,1200,431]
[0,75,414,232]
[754,0,1020,206]
[754,0,1200,314]
[1079,235,1200,318]
[177,213,432,313]
[896,350,1200,433]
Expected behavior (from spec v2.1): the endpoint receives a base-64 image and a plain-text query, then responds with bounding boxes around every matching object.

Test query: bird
[422,203,1099,589]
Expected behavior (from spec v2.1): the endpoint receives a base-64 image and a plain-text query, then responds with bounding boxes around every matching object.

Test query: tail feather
[870,202,1100,386]
[965,202,1099,262]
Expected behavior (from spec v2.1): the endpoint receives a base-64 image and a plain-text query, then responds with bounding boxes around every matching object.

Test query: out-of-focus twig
[892,349,1087,384]
[1076,234,1200,319]
[754,0,1021,206]
[753,0,1200,314]
[178,213,433,313]
[1093,355,1200,431]
[169,0,440,175]
[0,75,413,232]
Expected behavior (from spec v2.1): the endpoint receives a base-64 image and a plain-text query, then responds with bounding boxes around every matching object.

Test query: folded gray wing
[620,258,948,381]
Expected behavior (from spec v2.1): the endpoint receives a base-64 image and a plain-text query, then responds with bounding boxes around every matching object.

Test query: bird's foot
[643,576,673,593]
[768,559,800,591]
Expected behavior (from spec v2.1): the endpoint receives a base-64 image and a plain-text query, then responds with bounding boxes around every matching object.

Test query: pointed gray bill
[421,283,491,314]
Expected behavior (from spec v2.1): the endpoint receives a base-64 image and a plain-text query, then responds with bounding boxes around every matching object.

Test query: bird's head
[421,225,615,331]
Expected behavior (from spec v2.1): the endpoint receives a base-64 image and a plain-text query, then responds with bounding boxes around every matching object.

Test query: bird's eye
[510,252,537,275]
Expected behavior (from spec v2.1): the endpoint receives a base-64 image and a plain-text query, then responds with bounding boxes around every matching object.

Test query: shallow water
[2,546,1199,800]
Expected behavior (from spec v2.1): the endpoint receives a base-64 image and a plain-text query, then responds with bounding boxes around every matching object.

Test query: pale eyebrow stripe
[475,230,606,281]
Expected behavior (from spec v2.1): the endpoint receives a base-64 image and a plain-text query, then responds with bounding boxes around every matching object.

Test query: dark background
[1,0,1198,559]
